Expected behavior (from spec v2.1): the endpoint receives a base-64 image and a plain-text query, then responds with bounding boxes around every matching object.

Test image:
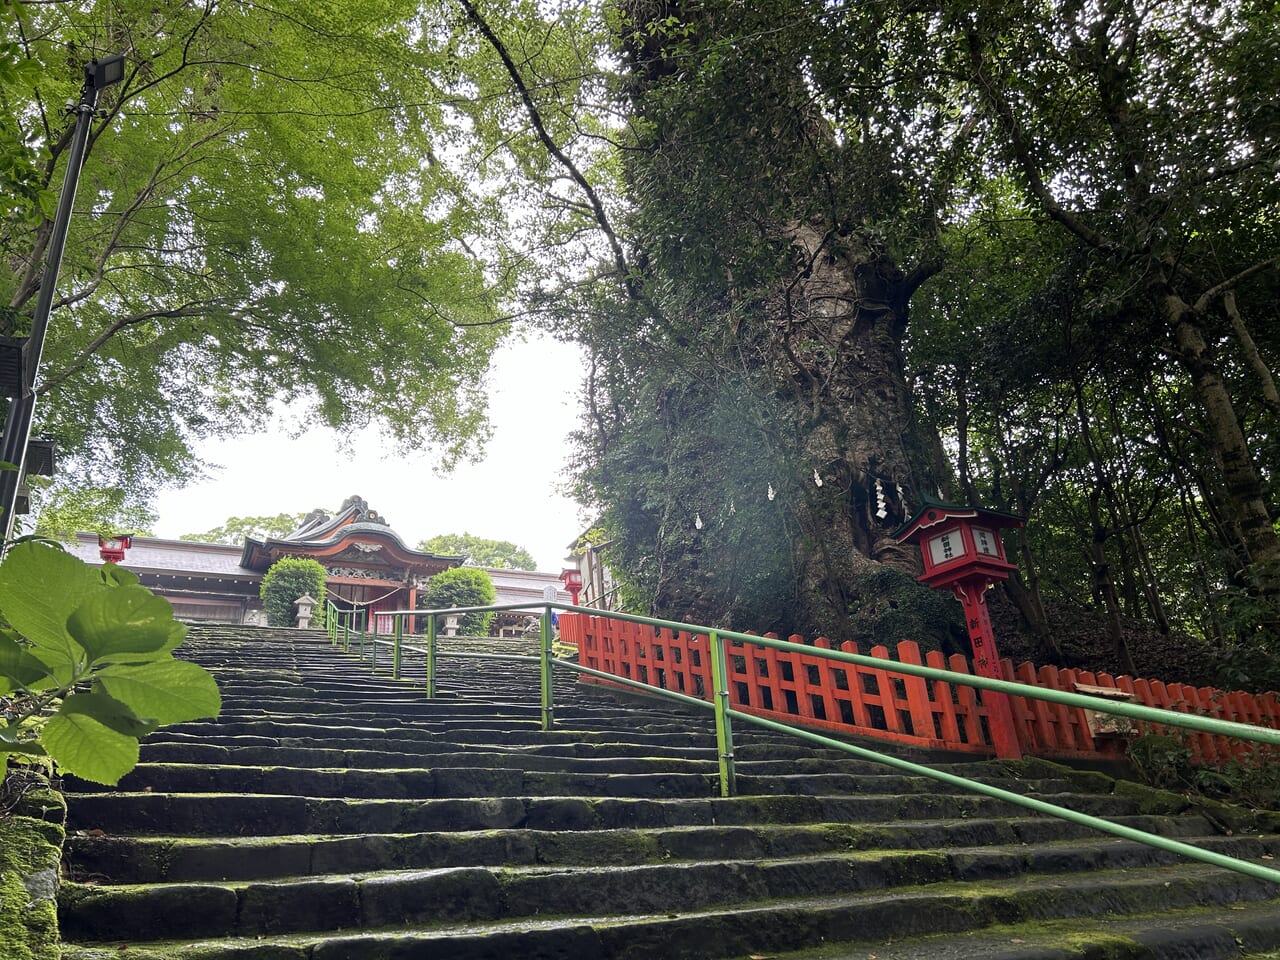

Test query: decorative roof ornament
[340,494,390,527]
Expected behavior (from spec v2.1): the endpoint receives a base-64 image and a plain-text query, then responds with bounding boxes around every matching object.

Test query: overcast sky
[150,333,590,572]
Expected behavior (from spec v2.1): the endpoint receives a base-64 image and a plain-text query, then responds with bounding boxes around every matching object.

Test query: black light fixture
[86,55,126,90]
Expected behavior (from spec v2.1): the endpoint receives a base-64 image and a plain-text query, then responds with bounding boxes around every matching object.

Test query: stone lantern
[293,594,317,630]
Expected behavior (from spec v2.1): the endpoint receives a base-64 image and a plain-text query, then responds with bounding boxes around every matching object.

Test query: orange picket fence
[558,613,1280,764]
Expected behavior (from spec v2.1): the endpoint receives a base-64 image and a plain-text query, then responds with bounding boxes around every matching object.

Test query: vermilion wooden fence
[558,614,1280,764]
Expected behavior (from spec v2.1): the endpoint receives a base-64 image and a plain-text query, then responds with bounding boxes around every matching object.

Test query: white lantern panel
[928,531,961,565]
[973,527,999,557]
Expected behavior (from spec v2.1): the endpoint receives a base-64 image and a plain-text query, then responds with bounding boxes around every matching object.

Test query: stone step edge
[60,833,1280,894]
[58,869,1280,960]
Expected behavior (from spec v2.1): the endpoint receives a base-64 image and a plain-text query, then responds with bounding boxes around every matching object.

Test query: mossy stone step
[59,866,1280,960]
[56,624,1280,960]
[61,814,1233,884]
[64,790,1147,838]
[58,855,1280,944]
[722,898,1280,960]
[66,760,1082,801]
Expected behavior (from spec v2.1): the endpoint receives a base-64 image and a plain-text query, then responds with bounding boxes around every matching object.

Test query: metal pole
[426,614,437,698]
[540,604,555,731]
[708,630,736,797]
[0,61,120,541]
[393,616,402,680]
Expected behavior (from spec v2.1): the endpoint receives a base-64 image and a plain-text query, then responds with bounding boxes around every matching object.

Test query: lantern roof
[892,495,1023,546]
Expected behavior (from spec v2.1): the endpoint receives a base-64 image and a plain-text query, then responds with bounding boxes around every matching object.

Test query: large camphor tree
[543,0,1278,660]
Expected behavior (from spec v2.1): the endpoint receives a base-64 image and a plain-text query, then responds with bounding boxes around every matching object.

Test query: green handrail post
[540,604,555,731]
[370,618,378,673]
[357,621,365,660]
[426,614,437,698]
[342,615,350,653]
[393,616,402,680]
[708,629,736,797]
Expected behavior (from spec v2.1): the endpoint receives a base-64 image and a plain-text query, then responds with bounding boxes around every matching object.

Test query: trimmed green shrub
[260,557,327,627]
[419,567,496,635]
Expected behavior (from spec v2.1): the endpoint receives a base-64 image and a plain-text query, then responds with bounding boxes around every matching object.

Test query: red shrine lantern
[894,500,1024,759]
[98,534,133,564]
[559,567,584,605]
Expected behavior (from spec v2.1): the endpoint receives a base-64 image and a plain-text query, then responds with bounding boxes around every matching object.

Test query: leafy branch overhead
[2,1,522,496]
[0,541,220,785]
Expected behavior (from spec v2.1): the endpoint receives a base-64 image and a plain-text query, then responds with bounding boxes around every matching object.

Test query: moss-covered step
[722,898,1280,960]
[58,868,1280,960]
[55,625,1280,960]
[59,836,1280,944]
[62,811,1242,885]
[63,788,1150,839]
[0,768,66,960]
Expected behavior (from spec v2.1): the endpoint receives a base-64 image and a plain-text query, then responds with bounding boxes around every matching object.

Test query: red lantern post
[559,567,584,606]
[894,501,1025,759]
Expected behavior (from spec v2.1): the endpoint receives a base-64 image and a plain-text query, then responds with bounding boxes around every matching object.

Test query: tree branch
[455,0,638,301]
[36,303,219,396]
[1194,256,1280,313]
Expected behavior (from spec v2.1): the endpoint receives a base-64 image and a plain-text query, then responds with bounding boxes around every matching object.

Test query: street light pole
[0,55,125,544]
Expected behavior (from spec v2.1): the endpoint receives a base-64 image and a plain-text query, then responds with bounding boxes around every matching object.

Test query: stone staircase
[56,624,1280,959]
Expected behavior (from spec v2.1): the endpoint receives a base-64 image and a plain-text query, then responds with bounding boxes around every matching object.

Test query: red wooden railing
[559,613,1280,764]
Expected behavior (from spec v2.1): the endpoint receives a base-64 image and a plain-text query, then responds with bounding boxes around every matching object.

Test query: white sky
[151,333,591,572]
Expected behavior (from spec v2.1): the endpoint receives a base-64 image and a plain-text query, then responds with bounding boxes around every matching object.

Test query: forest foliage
[419,532,537,570]
[529,0,1280,688]
[1,0,521,524]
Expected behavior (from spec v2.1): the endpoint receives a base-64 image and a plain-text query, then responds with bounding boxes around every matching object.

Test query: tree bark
[1223,290,1280,418]
[1165,292,1279,592]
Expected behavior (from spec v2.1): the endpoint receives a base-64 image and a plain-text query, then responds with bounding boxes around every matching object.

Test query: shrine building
[67,495,570,633]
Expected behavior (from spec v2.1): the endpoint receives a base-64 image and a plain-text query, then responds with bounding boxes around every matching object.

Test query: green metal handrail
[316,600,1280,886]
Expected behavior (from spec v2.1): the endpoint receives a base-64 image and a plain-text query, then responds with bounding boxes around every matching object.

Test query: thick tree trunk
[1166,294,1279,592]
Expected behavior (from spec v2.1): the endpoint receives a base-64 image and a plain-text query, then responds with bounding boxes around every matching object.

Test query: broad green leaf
[0,633,54,694]
[161,620,189,654]
[0,541,100,672]
[59,691,159,738]
[99,564,141,587]
[96,658,221,724]
[66,586,177,661]
[0,724,47,756]
[41,711,138,785]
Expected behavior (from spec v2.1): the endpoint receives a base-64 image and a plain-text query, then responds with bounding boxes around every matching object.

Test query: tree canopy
[419,532,537,570]
[484,0,1279,684]
[180,513,307,546]
[4,0,521,510]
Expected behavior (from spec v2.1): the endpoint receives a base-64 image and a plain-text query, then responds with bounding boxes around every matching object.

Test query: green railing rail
[319,600,1280,887]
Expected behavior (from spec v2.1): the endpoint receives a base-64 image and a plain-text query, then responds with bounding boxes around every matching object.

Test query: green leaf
[41,711,138,785]
[0,633,54,693]
[59,691,159,738]
[96,658,221,724]
[100,564,141,587]
[162,620,189,654]
[0,724,47,756]
[66,585,177,661]
[0,541,101,673]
